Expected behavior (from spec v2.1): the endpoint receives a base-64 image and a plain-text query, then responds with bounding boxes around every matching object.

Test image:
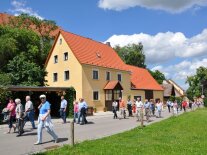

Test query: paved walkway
[0,108,192,155]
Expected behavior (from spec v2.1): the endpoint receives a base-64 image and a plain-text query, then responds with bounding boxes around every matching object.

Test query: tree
[186,66,207,100]
[114,43,146,68]
[7,54,46,86]
[149,70,166,84]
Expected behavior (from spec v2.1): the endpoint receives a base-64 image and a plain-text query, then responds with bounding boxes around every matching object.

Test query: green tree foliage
[0,14,58,86]
[186,66,207,100]
[149,70,166,84]
[7,54,46,86]
[114,43,146,68]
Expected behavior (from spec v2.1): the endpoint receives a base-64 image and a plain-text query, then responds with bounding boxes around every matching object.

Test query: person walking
[135,97,143,121]
[167,100,171,113]
[182,100,187,112]
[156,99,162,118]
[112,100,118,119]
[5,99,16,134]
[119,97,126,119]
[149,99,155,116]
[24,96,36,129]
[59,96,67,124]
[73,101,79,123]
[132,100,136,117]
[34,94,58,145]
[15,98,24,137]
[144,99,150,122]
[127,99,132,117]
[173,100,178,115]
[77,98,88,125]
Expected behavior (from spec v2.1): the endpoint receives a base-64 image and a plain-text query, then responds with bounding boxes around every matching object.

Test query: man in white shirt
[24,96,36,129]
[60,96,67,123]
[135,97,143,121]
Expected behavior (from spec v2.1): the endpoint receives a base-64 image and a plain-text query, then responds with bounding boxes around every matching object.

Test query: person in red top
[119,97,126,119]
[182,100,187,112]
[73,101,79,123]
[6,99,16,134]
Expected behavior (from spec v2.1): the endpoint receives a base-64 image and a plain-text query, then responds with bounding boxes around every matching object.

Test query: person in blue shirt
[59,96,67,124]
[77,98,88,125]
[34,94,58,145]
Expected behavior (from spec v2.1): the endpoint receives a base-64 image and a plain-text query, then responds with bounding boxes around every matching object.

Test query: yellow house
[45,30,163,111]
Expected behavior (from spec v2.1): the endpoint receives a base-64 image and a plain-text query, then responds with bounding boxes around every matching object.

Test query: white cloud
[9,0,44,20]
[151,59,207,89]
[98,0,207,13]
[105,29,207,64]
[156,59,207,80]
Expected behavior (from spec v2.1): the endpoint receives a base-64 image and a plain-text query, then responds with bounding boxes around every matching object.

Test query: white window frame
[64,70,70,81]
[59,38,62,45]
[117,73,122,82]
[106,71,111,81]
[54,55,58,64]
[93,90,100,101]
[64,52,68,61]
[53,72,58,82]
[92,69,99,80]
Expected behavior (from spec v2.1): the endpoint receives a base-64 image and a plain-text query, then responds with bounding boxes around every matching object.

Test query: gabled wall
[45,34,83,99]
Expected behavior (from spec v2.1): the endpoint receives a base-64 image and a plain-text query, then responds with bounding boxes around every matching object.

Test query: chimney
[106,42,111,47]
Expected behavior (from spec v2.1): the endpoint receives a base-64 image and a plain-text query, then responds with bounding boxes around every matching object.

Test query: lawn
[38,108,207,155]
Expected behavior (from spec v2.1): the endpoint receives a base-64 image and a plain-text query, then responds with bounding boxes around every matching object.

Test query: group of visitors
[2,95,59,145]
[166,98,203,114]
[112,97,164,122]
[73,98,88,125]
[3,96,36,136]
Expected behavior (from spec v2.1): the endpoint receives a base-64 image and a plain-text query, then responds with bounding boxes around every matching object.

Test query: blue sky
[1,0,207,89]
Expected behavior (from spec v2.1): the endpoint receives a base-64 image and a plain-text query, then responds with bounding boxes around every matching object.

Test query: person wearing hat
[34,94,58,145]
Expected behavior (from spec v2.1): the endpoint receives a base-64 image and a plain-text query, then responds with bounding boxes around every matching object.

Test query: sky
[1,0,207,90]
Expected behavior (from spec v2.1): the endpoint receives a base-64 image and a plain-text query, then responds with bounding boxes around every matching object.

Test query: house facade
[45,30,164,111]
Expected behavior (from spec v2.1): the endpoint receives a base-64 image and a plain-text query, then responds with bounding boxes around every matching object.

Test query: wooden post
[141,108,144,127]
[70,120,74,146]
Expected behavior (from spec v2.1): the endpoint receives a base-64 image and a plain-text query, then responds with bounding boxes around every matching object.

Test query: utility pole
[70,120,74,146]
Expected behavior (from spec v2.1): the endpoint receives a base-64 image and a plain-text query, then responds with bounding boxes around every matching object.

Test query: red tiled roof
[59,30,128,71]
[125,65,164,91]
[0,13,60,37]
[104,81,123,90]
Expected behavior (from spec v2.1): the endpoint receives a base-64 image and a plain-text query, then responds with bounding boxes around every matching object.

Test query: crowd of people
[1,94,203,145]
[1,94,89,145]
[112,97,164,122]
[111,97,204,122]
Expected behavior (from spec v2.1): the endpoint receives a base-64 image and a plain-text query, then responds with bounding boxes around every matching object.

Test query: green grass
[37,108,207,155]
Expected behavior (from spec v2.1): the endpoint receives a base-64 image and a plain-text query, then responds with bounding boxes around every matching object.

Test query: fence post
[141,108,144,127]
[70,120,74,146]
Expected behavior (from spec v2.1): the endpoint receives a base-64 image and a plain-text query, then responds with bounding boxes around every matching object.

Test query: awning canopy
[7,86,71,92]
[104,81,123,90]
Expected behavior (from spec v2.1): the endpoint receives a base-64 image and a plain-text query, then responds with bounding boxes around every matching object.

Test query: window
[105,90,112,101]
[53,73,58,82]
[117,73,122,82]
[93,91,99,100]
[134,96,142,101]
[93,69,99,79]
[54,55,58,64]
[59,38,62,45]
[64,70,69,80]
[64,52,68,61]
[106,71,110,81]
[114,90,121,100]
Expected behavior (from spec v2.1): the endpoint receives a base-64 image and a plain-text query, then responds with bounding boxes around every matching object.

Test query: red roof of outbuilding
[125,65,164,91]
